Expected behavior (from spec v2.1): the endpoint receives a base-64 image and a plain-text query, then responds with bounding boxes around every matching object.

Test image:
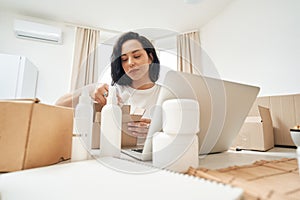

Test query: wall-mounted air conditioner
[14,19,62,44]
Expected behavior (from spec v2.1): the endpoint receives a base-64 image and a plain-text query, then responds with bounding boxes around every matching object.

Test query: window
[158,49,177,71]
[97,43,112,84]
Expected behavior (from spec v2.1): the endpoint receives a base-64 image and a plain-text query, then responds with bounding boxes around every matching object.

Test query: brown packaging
[248,93,300,146]
[232,106,274,151]
[187,158,299,200]
[0,99,73,172]
[92,104,144,149]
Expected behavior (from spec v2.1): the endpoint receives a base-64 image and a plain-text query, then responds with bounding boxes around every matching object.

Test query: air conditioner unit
[14,19,62,44]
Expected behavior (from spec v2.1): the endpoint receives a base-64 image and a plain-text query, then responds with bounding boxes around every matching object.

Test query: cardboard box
[187,158,299,200]
[249,93,300,146]
[232,106,274,151]
[0,99,73,172]
[91,104,144,149]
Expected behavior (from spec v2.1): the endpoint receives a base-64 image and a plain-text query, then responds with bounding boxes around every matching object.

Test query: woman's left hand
[127,118,151,138]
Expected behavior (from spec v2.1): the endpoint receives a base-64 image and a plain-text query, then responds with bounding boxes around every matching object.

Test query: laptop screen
[143,71,259,159]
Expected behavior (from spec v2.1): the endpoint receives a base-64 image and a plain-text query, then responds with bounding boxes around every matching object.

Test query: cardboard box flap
[121,105,145,122]
[258,105,274,148]
[258,106,273,127]
[0,98,40,103]
[245,116,262,123]
[132,107,145,116]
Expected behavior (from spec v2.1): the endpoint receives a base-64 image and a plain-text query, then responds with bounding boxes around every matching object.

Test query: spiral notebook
[0,157,243,200]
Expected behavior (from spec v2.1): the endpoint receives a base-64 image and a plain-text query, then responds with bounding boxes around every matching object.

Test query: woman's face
[120,39,153,83]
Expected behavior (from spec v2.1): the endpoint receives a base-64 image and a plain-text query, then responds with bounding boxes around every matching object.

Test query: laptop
[121,71,260,161]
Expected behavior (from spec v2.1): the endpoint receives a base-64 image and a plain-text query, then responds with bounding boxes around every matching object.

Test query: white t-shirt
[115,84,161,119]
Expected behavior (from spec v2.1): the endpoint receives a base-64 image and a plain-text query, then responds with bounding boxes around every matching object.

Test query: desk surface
[72,135,297,170]
[199,147,297,169]
[0,147,296,200]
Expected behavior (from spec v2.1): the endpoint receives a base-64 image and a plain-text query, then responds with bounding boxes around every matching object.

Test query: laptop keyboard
[132,148,143,153]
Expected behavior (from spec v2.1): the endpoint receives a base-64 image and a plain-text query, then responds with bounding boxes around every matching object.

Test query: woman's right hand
[127,118,151,138]
[92,83,109,107]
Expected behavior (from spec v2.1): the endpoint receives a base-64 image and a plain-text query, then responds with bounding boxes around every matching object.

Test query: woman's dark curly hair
[110,32,160,86]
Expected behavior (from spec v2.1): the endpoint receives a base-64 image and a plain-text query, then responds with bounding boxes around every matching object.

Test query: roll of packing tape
[152,132,199,173]
[162,99,199,134]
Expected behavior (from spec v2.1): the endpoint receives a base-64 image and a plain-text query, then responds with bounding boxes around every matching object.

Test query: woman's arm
[55,83,109,108]
[55,93,78,107]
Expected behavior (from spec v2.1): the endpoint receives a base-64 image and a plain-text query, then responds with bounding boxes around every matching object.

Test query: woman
[56,32,161,138]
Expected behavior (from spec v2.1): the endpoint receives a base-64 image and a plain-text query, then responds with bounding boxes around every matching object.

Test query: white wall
[0,11,75,104]
[200,0,300,96]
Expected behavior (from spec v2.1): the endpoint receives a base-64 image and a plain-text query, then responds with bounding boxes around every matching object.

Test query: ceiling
[0,0,233,33]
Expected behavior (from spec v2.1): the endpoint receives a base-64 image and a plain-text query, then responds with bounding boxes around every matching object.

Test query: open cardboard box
[92,104,144,149]
[0,99,73,172]
[249,94,300,146]
[232,106,274,151]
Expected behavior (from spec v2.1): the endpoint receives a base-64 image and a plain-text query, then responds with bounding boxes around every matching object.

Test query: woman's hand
[92,83,109,106]
[127,118,151,138]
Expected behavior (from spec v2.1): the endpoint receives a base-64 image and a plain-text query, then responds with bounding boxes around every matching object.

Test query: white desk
[72,136,297,169]
[0,157,243,200]
[1,139,296,200]
[198,147,297,169]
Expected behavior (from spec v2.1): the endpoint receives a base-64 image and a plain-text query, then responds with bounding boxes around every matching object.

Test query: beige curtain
[177,31,201,74]
[70,27,100,91]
